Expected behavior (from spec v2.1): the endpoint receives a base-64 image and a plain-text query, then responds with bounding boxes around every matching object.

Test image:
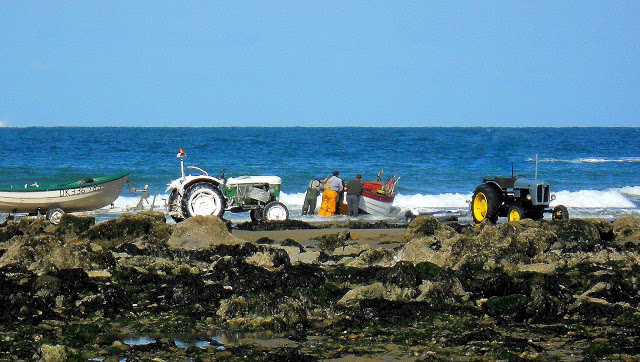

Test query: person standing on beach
[345,174,364,217]
[302,176,323,215]
[318,171,343,216]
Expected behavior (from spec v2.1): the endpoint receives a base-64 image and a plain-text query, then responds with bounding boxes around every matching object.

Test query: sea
[1,127,639,224]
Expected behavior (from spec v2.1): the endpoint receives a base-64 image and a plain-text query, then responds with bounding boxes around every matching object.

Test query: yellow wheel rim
[473,192,488,221]
[509,208,521,222]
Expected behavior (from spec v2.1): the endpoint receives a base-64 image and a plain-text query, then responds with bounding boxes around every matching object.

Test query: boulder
[35,344,67,362]
[56,214,95,238]
[543,219,601,242]
[402,216,457,241]
[316,230,351,252]
[612,216,640,243]
[337,282,417,306]
[396,236,452,268]
[345,248,395,268]
[167,215,247,250]
[76,212,170,248]
[245,248,291,270]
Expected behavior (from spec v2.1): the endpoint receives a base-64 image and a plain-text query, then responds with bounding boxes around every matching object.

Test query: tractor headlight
[526,194,532,201]
[550,194,556,201]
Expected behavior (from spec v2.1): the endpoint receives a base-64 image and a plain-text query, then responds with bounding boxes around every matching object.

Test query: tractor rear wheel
[508,205,526,222]
[471,183,502,223]
[181,182,226,218]
[263,201,289,221]
[552,205,569,221]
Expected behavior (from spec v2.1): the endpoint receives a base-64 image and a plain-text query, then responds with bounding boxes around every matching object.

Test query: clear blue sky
[1,1,639,127]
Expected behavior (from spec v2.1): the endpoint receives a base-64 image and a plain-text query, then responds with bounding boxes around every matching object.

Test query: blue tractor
[470,175,569,223]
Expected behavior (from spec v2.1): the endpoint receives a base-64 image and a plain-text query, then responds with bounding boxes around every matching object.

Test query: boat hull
[359,190,395,215]
[0,173,128,214]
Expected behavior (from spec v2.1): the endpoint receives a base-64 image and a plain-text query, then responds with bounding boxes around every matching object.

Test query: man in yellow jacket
[318,171,343,216]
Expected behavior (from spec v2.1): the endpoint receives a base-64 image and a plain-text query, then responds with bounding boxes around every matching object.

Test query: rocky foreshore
[1,212,640,360]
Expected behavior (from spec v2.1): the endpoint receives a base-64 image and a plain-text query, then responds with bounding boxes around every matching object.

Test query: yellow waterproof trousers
[318,189,338,216]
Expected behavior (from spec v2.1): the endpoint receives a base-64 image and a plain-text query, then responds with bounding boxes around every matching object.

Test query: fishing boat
[358,171,399,215]
[338,170,399,216]
[0,173,129,224]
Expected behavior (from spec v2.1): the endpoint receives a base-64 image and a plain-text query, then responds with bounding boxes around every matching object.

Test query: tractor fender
[166,175,224,194]
[483,181,504,193]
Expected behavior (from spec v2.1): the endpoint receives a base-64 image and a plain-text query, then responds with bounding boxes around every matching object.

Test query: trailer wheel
[181,182,226,218]
[263,201,289,221]
[508,205,526,222]
[552,205,569,221]
[471,183,502,223]
[46,206,65,225]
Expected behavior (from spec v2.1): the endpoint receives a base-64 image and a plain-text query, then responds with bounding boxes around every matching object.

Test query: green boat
[0,173,129,223]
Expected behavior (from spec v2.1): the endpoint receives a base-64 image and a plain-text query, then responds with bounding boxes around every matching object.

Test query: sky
[1,1,639,128]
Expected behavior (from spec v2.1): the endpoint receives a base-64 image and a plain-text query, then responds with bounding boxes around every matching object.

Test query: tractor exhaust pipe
[535,154,538,180]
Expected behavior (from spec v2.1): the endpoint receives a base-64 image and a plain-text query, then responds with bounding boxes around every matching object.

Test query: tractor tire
[263,201,289,221]
[181,182,226,219]
[250,208,265,222]
[552,205,569,221]
[508,204,526,222]
[167,190,184,222]
[471,183,502,223]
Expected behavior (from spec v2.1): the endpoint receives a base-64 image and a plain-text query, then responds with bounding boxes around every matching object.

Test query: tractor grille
[537,185,550,203]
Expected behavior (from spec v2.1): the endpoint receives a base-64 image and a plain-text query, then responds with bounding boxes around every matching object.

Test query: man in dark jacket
[345,174,364,217]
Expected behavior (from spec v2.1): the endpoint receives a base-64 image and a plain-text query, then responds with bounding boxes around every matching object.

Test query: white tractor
[166,149,289,222]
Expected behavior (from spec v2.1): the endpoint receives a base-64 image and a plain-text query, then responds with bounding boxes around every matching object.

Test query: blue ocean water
[1,127,639,221]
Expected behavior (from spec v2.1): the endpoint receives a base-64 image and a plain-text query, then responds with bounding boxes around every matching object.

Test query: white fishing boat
[0,173,129,223]
[359,175,398,215]
[338,170,399,216]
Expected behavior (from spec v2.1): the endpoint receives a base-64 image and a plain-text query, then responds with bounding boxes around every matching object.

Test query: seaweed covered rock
[168,215,247,249]
[403,216,439,239]
[449,222,557,269]
[56,214,95,238]
[236,219,316,231]
[0,217,51,243]
[34,344,67,362]
[77,212,170,248]
[0,233,110,273]
[345,248,395,268]
[543,219,601,243]
[612,216,640,243]
[315,230,351,252]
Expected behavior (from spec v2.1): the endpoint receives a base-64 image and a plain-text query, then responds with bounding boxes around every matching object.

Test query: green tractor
[470,171,569,224]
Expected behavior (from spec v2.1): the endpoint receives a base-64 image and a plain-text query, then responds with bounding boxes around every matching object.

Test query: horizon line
[2,125,639,129]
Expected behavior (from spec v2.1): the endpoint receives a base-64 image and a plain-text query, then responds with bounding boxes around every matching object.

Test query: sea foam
[96,187,640,220]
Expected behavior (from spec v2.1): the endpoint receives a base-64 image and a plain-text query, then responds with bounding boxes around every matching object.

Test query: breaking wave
[108,187,639,212]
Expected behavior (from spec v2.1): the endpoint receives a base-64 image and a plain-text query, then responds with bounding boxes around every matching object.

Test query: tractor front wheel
[250,208,265,222]
[181,182,226,218]
[471,183,502,223]
[508,205,526,222]
[167,190,184,222]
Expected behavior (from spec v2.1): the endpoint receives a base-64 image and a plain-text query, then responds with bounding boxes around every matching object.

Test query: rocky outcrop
[167,215,246,249]
[1,214,640,360]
